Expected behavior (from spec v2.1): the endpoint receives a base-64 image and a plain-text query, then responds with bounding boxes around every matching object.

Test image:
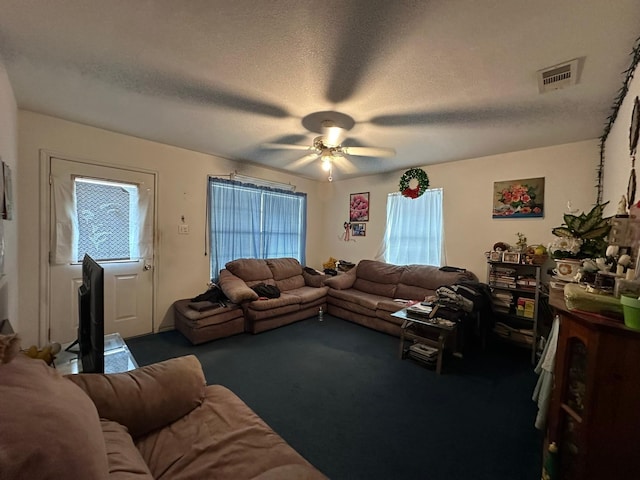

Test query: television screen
[78,254,104,373]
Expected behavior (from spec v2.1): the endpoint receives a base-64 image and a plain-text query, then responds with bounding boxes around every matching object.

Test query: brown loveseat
[218,257,327,334]
[323,259,477,336]
[0,352,326,479]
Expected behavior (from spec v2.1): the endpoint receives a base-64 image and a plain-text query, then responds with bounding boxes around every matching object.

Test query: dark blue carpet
[127,315,543,480]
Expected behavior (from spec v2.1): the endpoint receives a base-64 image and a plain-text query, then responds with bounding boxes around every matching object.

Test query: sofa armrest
[66,355,206,439]
[219,269,259,303]
[323,268,357,290]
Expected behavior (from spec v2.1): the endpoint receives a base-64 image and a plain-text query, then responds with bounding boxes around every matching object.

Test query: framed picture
[492,177,544,218]
[351,223,366,237]
[350,192,370,222]
[489,251,502,262]
[502,252,521,264]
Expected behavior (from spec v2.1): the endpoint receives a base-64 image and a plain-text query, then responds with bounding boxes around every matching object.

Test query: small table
[54,333,138,375]
[392,307,458,374]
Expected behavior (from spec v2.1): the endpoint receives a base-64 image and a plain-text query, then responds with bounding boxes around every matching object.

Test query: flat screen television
[77,253,104,373]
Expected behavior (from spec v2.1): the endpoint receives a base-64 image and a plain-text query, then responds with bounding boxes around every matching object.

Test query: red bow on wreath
[401,187,420,199]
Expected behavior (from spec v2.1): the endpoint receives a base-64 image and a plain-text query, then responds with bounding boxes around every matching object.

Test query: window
[384,188,444,266]
[208,178,306,278]
[75,178,139,261]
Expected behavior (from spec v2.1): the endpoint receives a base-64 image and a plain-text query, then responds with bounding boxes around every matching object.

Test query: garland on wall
[597,35,640,204]
[399,168,429,198]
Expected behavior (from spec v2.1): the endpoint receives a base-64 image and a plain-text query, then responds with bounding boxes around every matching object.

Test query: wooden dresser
[548,289,640,479]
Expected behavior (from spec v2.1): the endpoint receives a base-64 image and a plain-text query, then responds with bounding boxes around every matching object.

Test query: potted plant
[548,202,612,280]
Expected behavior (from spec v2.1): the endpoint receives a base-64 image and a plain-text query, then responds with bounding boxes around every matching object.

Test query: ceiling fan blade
[332,156,357,175]
[287,153,319,170]
[341,146,396,157]
[263,143,314,151]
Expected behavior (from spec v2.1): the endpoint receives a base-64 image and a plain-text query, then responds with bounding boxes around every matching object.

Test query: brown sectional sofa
[0,351,326,479]
[323,259,478,336]
[211,257,477,340]
[218,257,328,334]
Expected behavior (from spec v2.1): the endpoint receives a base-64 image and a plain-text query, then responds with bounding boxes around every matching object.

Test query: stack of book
[516,275,537,289]
[492,291,514,313]
[489,266,517,288]
[407,343,438,366]
[405,303,434,319]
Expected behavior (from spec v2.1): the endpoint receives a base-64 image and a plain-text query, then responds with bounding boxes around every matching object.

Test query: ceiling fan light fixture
[321,120,343,147]
[321,150,333,171]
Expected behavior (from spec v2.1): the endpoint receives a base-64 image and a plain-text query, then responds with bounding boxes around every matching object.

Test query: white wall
[16,113,603,346]
[602,62,640,212]
[320,140,600,279]
[18,111,325,345]
[0,61,18,334]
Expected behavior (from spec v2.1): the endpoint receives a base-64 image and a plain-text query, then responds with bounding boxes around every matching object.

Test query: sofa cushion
[328,288,383,310]
[326,295,377,317]
[376,298,407,314]
[101,419,154,479]
[266,257,303,280]
[352,260,403,298]
[226,258,273,282]
[246,292,301,311]
[0,353,109,479]
[275,274,306,292]
[135,385,326,480]
[219,269,260,303]
[288,285,329,304]
[67,355,206,439]
[395,264,474,299]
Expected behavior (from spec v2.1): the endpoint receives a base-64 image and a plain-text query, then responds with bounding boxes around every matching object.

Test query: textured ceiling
[1,0,640,180]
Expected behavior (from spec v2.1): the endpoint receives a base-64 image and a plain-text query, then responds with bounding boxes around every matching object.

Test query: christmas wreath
[399,168,429,198]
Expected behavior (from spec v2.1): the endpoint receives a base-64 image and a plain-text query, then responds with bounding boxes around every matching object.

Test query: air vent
[537,59,580,93]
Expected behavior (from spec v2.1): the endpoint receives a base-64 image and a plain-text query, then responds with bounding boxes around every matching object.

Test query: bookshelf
[487,260,542,363]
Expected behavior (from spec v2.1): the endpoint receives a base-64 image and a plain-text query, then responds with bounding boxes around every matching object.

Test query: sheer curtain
[208,178,306,278]
[384,188,444,266]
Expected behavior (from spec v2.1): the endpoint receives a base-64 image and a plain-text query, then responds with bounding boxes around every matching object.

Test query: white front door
[48,157,155,342]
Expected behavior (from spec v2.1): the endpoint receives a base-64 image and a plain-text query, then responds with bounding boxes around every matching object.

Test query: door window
[75,178,138,262]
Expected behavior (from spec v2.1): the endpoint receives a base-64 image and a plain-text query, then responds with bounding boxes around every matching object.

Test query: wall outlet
[178,224,189,234]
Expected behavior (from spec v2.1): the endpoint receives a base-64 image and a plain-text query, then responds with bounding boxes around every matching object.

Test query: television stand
[53,333,138,375]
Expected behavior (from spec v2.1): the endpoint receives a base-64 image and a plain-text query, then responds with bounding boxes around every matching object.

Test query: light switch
[178,224,189,234]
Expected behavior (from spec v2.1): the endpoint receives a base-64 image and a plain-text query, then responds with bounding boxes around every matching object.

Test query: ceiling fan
[263,112,396,181]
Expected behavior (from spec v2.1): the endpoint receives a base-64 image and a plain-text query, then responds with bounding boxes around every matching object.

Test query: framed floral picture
[350,192,370,222]
[352,223,366,236]
[492,177,544,218]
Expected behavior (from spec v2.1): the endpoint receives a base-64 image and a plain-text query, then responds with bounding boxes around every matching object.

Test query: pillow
[266,258,303,280]
[101,419,154,479]
[67,355,206,438]
[0,354,109,479]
